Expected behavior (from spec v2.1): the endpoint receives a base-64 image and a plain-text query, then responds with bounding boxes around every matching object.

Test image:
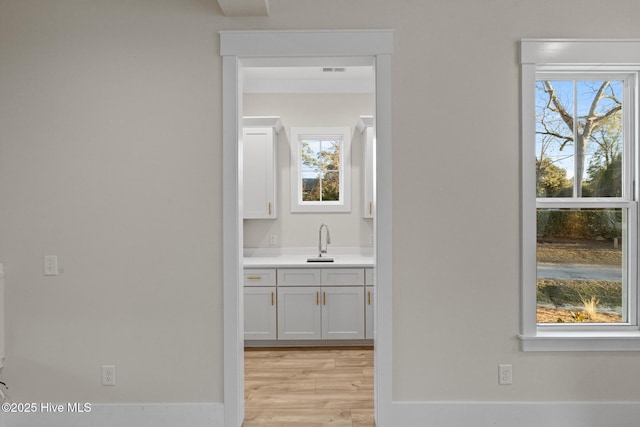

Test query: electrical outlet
[269,235,277,245]
[499,364,512,385]
[102,365,116,386]
[44,255,58,276]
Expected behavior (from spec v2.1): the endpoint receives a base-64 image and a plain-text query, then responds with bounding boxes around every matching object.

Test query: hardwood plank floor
[244,347,375,427]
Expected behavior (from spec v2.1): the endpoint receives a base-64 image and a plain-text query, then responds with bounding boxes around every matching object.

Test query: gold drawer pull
[323,292,326,306]
[368,291,371,305]
[271,292,274,306]
[316,291,319,305]
[246,275,262,280]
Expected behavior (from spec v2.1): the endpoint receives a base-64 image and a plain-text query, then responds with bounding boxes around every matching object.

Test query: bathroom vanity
[243,250,374,347]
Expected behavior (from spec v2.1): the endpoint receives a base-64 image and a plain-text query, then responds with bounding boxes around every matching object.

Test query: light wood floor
[244,347,375,427]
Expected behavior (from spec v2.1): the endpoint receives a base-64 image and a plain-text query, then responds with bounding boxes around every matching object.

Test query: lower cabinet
[244,287,277,340]
[244,267,370,342]
[278,286,364,340]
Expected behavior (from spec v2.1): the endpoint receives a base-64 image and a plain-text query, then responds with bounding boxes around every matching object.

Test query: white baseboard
[0,402,224,427]
[3,400,638,427]
[382,401,640,427]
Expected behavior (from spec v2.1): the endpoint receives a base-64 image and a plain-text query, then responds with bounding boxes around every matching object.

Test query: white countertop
[243,247,374,268]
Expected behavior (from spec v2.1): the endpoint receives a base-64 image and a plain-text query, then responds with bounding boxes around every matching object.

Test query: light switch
[44,255,58,276]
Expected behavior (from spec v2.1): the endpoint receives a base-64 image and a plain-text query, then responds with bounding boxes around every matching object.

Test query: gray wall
[1,0,640,407]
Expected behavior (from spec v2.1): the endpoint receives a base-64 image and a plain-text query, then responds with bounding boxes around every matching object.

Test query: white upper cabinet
[243,116,282,219]
[357,116,374,218]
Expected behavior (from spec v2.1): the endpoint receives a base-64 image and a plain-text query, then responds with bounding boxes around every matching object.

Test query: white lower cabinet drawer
[243,269,276,286]
[322,268,365,286]
[365,268,375,286]
[277,268,321,286]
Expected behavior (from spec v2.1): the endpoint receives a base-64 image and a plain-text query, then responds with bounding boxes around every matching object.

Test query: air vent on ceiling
[322,67,346,72]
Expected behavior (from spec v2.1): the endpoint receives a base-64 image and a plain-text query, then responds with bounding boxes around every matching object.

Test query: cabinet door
[243,128,276,219]
[365,286,374,339]
[277,287,321,340]
[244,287,277,340]
[321,286,364,339]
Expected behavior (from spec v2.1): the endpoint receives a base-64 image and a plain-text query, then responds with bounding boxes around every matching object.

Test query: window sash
[535,204,637,330]
[290,127,351,213]
[535,72,634,201]
[299,136,343,203]
[533,72,637,330]
[523,63,640,340]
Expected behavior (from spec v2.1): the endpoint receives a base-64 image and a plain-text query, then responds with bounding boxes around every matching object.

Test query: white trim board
[219,30,393,57]
[521,38,640,64]
[389,401,640,427]
[0,403,223,427]
[2,401,636,427]
[221,29,394,427]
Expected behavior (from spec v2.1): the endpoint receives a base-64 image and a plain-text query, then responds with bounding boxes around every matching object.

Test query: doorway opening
[242,60,375,425]
[221,30,393,427]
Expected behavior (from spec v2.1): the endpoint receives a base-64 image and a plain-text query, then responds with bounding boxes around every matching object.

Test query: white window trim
[520,39,640,351]
[290,126,352,212]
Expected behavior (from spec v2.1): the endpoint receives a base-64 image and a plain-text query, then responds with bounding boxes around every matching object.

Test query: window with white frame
[290,127,351,212]
[521,40,640,351]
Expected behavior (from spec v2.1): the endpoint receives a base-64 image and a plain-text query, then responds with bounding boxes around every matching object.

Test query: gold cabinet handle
[323,291,326,306]
[268,202,272,215]
[369,201,373,216]
[368,291,371,305]
[246,275,262,280]
[271,291,274,306]
[316,291,319,305]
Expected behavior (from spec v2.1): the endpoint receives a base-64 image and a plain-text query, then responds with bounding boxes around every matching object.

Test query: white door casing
[221,29,393,427]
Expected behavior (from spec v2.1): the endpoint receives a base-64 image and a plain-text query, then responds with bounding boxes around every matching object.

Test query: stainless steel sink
[306,257,334,263]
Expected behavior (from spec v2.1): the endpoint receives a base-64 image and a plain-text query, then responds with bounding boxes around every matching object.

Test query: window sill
[519,330,640,352]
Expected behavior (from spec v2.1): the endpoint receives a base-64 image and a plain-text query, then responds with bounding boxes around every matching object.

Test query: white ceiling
[243,66,375,94]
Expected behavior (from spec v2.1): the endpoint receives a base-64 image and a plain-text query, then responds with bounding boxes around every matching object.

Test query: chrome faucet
[318,223,331,257]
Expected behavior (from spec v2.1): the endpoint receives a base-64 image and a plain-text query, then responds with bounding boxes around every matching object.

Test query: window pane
[577,81,623,198]
[322,171,340,201]
[319,139,341,171]
[302,171,320,201]
[536,80,574,197]
[301,139,321,174]
[536,208,626,324]
[535,79,624,198]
